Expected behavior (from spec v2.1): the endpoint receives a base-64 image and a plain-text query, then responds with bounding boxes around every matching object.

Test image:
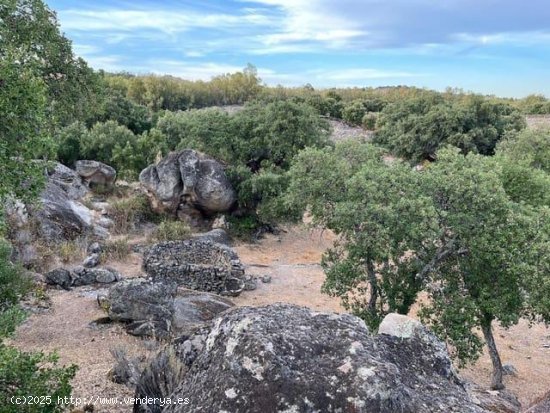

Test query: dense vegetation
[1,0,549,401]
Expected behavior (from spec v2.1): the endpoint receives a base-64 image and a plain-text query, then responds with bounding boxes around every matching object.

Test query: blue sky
[46,0,550,97]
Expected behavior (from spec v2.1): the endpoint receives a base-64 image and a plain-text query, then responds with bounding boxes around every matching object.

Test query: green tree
[374,94,525,162]
[54,121,87,166]
[286,144,549,390]
[80,121,137,170]
[0,0,103,127]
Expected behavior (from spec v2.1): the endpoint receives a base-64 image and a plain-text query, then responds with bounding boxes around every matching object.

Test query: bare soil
[9,224,550,412]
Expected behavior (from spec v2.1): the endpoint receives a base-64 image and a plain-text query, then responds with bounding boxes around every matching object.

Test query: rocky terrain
[6,128,550,412]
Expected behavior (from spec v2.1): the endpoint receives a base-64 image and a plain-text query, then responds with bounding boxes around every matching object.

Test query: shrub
[342,100,366,126]
[103,237,132,261]
[57,239,87,264]
[149,220,191,242]
[362,112,378,130]
[0,345,77,413]
[110,194,156,234]
[374,94,525,162]
[54,121,87,166]
[80,120,137,171]
[0,241,32,313]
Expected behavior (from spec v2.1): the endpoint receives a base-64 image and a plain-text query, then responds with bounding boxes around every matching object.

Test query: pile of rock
[142,239,246,296]
[101,278,234,338]
[134,305,508,413]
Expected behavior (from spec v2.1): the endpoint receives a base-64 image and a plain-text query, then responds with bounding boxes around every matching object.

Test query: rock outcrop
[142,240,246,296]
[104,278,234,338]
[45,266,121,289]
[134,305,494,413]
[75,160,117,187]
[139,150,236,222]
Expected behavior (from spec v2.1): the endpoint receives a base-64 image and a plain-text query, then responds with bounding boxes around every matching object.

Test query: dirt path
[9,224,550,411]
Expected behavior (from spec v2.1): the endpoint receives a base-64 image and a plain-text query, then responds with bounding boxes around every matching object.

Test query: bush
[57,240,87,264]
[110,194,157,234]
[362,112,378,130]
[80,121,138,176]
[342,100,366,126]
[103,237,132,261]
[0,345,77,413]
[149,220,191,242]
[374,94,525,162]
[54,121,87,166]
[496,128,550,173]
[0,241,32,314]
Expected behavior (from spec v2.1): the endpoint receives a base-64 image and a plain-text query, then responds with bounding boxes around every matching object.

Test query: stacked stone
[142,239,246,296]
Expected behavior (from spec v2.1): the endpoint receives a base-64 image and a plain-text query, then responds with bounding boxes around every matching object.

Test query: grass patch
[149,220,191,242]
[110,194,158,234]
[103,237,132,261]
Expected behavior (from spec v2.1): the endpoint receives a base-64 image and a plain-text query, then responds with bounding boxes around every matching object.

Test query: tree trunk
[480,316,504,390]
[366,259,378,311]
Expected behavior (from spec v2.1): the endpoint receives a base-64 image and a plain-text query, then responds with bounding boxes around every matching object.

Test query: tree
[0,0,103,127]
[374,94,525,162]
[80,121,137,171]
[286,144,549,390]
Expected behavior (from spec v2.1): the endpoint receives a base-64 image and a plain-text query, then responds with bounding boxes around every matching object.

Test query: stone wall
[142,240,246,296]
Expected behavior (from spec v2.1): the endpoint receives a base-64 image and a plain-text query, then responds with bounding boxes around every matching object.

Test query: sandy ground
[9,225,550,412]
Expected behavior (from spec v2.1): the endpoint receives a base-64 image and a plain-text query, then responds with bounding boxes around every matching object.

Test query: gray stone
[37,181,93,240]
[45,268,72,290]
[105,279,233,338]
[48,162,89,200]
[466,382,521,413]
[83,253,100,268]
[502,363,518,376]
[135,304,491,413]
[93,267,120,284]
[261,275,272,284]
[142,240,246,296]
[378,312,424,339]
[193,228,232,246]
[139,150,236,219]
[75,160,117,186]
[88,242,102,254]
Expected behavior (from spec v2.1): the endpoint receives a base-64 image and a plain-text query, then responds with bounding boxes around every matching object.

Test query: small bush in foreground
[103,238,132,261]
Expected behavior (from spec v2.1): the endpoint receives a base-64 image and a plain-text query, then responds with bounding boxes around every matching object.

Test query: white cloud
[58,9,274,33]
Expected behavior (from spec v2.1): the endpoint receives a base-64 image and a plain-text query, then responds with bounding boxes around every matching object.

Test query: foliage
[496,128,550,173]
[109,194,157,234]
[0,55,56,203]
[362,112,378,130]
[342,100,366,126]
[103,237,132,261]
[286,143,549,389]
[54,122,87,166]
[0,345,77,413]
[0,241,32,316]
[0,0,103,127]
[92,92,153,135]
[374,94,526,162]
[149,220,191,242]
[80,121,137,177]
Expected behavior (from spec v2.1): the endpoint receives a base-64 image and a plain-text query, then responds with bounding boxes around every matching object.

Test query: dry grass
[148,220,191,242]
[102,238,132,262]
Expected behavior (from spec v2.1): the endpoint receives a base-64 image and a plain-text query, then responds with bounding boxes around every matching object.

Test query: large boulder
[37,180,93,240]
[48,162,89,200]
[139,150,236,220]
[75,160,117,186]
[135,304,493,413]
[105,278,233,338]
[142,240,246,296]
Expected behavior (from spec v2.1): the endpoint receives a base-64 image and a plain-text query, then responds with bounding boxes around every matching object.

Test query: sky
[45,0,550,98]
